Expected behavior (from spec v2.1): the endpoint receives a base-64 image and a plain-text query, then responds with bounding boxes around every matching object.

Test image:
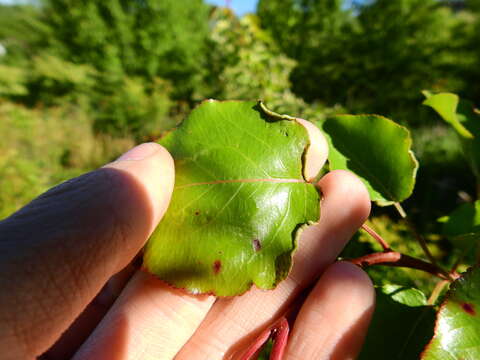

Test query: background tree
[0,0,212,137]
[257,0,351,61]
[258,0,469,125]
[41,0,210,99]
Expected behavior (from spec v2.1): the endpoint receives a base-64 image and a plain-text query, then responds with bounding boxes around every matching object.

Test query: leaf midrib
[175,178,306,189]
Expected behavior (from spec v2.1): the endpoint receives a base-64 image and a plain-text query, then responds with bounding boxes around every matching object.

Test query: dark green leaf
[144,100,321,296]
[440,201,480,256]
[441,201,480,237]
[316,115,418,205]
[422,267,480,359]
[359,285,435,360]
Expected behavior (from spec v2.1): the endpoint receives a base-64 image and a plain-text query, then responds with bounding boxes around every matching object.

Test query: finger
[40,260,138,360]
[295,118,328,182]
[285,261,375,360]
[72,271,215,360]
[0,143,174,359]
[175,170,371,360]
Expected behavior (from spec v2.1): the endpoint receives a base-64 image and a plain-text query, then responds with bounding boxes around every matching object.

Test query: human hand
[0,142,374,360]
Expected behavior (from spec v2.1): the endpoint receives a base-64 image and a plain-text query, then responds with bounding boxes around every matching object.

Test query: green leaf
[441,201,480,237]
[422,92,480,139]
[423,92,480,179]
[359,285,436,360]
[422,92,474,139]
[441,201,480,255]
[316,115,418,205]
[144,100,320,296]
[422,267,480,359]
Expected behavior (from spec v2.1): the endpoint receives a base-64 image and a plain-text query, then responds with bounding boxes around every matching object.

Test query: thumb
[0,143,174,359]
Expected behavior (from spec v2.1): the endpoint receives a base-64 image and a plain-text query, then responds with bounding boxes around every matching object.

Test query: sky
[0,0,32,3]
[0,0,259,14]
[206,0,258,16]
[0,0,363,13]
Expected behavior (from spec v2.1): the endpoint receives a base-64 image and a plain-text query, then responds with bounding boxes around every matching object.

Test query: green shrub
[207,9,342,123]
[93,76,174,139]
[0,64,28,97]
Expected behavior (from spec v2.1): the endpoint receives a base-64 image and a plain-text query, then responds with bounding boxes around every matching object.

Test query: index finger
[0,143,174,359]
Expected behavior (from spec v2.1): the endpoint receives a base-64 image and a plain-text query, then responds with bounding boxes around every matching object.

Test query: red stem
[428,279,449,305]
[360,219,453,282]
[270,318,289,360]
[349,251,459,281]
[361,224,390,251]
[239,317,290,360]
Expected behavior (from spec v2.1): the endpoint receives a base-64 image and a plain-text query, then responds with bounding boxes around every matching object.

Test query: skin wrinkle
[152,293,201,329]
[101,167,152,269]
[17,273,56,357]
[7,254,43,357]
[0,165,158,358]
[11,235,78,357]
[55,235,84,301]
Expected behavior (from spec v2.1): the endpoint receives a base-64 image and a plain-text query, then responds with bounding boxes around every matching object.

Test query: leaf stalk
[349,251,456,281]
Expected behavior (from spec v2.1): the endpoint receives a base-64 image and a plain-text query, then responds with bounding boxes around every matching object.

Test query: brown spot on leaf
[195,210,200,216]
[462,303,476,315]
[253,239,262,252]
[213,260,222,274]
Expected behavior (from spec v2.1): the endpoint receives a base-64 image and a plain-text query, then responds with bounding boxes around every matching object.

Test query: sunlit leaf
[316,115,418,205]
[423,91,480,139]
[144,100,321,296]
[423,92,480,179]
[422,92,474,139]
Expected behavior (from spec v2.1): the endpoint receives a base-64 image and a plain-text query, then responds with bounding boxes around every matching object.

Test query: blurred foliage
[40,0,210,100]
[0,101,134,219]
[0,0,210,138]
[206,8,343,122]
[0,64,28,96]
[258,0,478,125]
[0,4,47,64]
[93,76,175,137]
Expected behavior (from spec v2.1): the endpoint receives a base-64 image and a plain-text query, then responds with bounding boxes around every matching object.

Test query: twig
[428,279,449,305]
[394,202,407,218]
[361,223,391,251]
[349,251,453,281]
[392,202,453,282]
[450,250,467,275]
[404,217,453,281]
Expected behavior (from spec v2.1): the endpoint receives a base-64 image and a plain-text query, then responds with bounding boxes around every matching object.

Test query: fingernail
[117,143,160,161]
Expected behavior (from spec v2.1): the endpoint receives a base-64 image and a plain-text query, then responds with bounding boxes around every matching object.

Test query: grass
[0,100,134,219]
